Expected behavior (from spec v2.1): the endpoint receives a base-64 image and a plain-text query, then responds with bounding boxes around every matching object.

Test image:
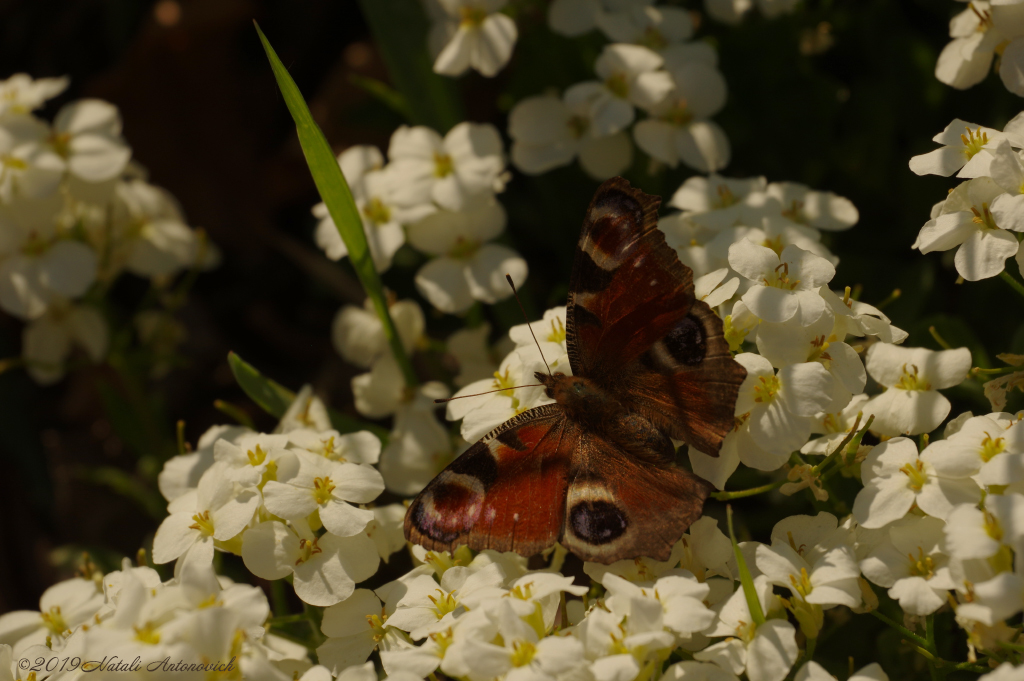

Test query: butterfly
[405,177,747,564]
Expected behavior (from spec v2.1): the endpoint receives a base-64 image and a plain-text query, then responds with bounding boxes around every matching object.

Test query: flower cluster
[312,126,524,314]
[0,73,215,384]
[935,1,1024,96]
[0,558,337,681]
[910,113,1024,281]
[511,7,729,178]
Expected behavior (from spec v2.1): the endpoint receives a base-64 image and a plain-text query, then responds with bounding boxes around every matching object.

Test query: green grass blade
[356,0,463,132]
[254,22,418,390]
[228,352,387,441]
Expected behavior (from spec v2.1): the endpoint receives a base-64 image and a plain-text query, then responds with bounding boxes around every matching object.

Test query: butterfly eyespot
[569,500,628,545]
[663,314,706,366]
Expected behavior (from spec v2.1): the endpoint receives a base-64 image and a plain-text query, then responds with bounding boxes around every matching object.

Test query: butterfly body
[405,178,747,564]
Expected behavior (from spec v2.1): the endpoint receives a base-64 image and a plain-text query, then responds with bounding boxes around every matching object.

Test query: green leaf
[228,351,294,420]
[254,22,418,390]
[355,0,463,132]
[227,352,388,442]
[727,504,766,626]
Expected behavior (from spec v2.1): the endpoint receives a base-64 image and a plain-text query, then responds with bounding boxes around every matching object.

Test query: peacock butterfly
[404,177,747,564]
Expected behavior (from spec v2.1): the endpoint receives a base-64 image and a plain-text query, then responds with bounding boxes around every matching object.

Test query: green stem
[929,326,952,350]
[925,615,941,681]
[711,478,786,501]
[869,609,928,648]
[270,579,289,618]
[267,613,308,626]
[1000,270,1024,303]
[805,637,816,661]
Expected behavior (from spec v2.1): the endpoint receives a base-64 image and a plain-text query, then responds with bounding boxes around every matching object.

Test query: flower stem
[1000,270,1024,303]
[928,326,952,350]
[868,609,928,648]
[711,479,786,501]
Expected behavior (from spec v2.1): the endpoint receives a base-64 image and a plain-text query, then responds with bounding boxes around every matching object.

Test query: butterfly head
[536,371,612,415]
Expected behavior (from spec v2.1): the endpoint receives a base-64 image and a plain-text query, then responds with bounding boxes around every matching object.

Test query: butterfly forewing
[405,405,574,557]
[566,177,695,379]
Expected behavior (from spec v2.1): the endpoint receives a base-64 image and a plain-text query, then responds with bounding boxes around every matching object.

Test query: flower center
[762,235,785,257]
[763,262,801,290]
[366,610,389,643]
[49,131,71,158]
[715,184,738,209]
[788,566,814,597]
[134,623,161,645]
[962,126,990,159]
[362,196,392,225]
[2,154,27,171]
[808,335,834,364]
[983,508,1004,541]
[781,199,807,224]
[448,236,480,259]
[568,115,589,139]
[753,374,781,403]
[189,510,215,536]
[510,640,537,667]
[641,26,668,50]
[899,459,928,491]
[987,544,1015,573]
[980,434,1006,462]
[662,101,693,128]
[312,476,336,505]
[433,151,454,178]
[41,606,68,636]
[895,364,931,391]
[547,317,566,344]
[459,5,487,28]
[907,548,935,579]
[605,72,630,99]
[492,367,517,395]
[971,203,999,231]
[969,2,993,31]
[295,537,323,565]
[427,588,459,619]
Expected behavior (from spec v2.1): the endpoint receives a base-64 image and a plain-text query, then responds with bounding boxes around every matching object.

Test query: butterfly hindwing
[566,177,695,378]
[405,405,574,557]
[621,299,747,455]
[562,421,714,564]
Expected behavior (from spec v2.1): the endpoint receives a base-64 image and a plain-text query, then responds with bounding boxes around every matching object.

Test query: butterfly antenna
[505,274,552,376]
[434,384,544,404]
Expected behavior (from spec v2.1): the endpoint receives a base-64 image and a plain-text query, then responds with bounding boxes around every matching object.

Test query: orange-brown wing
[565,177,695,379]
[620,300,746,456]
[405,405,576,557]
[561,423,713,564]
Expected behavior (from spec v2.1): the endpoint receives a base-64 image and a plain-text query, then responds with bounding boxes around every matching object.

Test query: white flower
[602,571,716,637]
[821,288,908,344]
[352,352,449,419]
[157,424,251,503]
[0,74,68,116]
[926,413,1024,487]
[729,242,835,324]
[935,2,1016,91]
[695,268,740,308]
[115,179,206,278]
[691,410,792,488]
[262,451,384,536]
[241,519,380,606]
[447,322,503,386]
[704,0,753,24]
[669,174,767,229]
[698,576,798,681]
[22,301,107,385]
[408,197,527,314]
[0,578,103,653]
[862,343,972,436]
[317,589,409,675]
[379,393,455,495]
[152,466,260,568]
[759,182,859,232]
[569,44,675,137]
[706,217,836,267]
[431,0,518,78]
[547,0,602,37]
[0,211,97,320]
[915,177,1023,281]
[50,99,132,182]
[286,427,382,465]
[509,306,568,351]
[979,663,1024,681]
[731,352,833,456]
[388,122,507,212]
[385,563,506,639]
[860,515,955,615]
[664,661,741,681]
[755,512,862,610]
[945,493,1024,564]
[755,307,864,412]
[852,436,981,528]
[212,432,297,488]
[795,661,888,681]
[508,92,632,180]
[596,4,694,47]
[0,115,64,202]
[332,297,425,369]
[800,393,870,456]
[909,119,1006,177]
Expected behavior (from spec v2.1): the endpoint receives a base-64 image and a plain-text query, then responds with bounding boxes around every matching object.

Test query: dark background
[0,0,1017,675]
